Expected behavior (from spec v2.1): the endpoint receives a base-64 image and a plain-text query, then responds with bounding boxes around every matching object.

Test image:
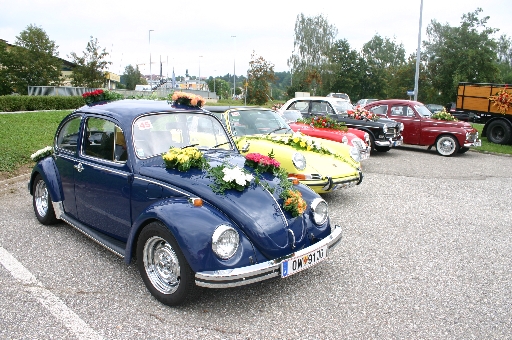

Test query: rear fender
[125,199,257,272]
[29,156,63,203]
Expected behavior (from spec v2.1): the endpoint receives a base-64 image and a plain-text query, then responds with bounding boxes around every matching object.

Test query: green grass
[470,123,512,155]
[0,110,71,174]
[1,110,510,178]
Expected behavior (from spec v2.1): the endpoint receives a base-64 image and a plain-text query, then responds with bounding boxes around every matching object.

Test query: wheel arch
[29,157,63,203]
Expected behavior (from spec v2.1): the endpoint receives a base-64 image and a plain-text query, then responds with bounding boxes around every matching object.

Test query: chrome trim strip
[60,215,125,258]
[133,176,191,197]
[195,224,342,288]
[52,201,64,219]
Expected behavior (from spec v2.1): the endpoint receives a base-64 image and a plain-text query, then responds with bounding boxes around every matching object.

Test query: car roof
[76,99,206,124]
[203,106,268,113]
[366,99,424,106]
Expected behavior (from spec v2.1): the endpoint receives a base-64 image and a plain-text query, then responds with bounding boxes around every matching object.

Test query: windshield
[281,110,303,123]
[415,105,433,118]
[132,112,232,159]
[227,109,291,136]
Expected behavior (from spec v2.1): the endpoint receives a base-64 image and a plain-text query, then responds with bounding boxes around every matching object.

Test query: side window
[84,117,126,163]
[56,116,81,153]
[390,106,407,116]
[406,107,415,117]
[369,105,388,116]
[311,101,334,115]
[288,101,310,113]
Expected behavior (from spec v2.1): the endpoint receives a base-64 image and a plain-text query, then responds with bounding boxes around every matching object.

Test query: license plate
[474,140,482,147]
[360,152,370,160]
[281,245,328,278]
[393,140,403,146]
[332,181,356,191]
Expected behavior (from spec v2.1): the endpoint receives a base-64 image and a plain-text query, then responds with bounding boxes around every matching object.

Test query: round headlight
[342,136,348,144]
[292,152,306,170]
[382,124,388,134]
[400,122,405,132]
[212,225,239,259]
[349,146,361,162]
[311,198,328,225]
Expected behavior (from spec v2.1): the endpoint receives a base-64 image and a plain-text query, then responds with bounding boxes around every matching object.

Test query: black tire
[137,221,199,306]
[32,174,58,225]
[374,145,391,152]
[487,120,512,145]
[435,135,459,157]
[458,147,470,154]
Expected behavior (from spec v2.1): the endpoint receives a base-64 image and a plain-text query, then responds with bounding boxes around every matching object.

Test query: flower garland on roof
[297,116,348,131]
[488,86,511,113]
[430,108,458,121]
[170,91,205,107]
[348,107,379,121]
[82,89,123,104]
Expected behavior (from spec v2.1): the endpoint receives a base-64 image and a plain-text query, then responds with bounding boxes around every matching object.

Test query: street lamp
[214,69,216,97]
[231,35,236,98]
[149,29,154,88]
[198,55,203,91]
[413,0,423,101]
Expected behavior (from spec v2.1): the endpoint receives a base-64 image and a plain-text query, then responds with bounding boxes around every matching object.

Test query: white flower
[222,166,253,186]
[30,146,53,161]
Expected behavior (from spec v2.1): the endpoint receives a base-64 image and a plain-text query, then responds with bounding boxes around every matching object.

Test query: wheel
[375,145,391,152]
[487,120,512,145]
[32,174,58,225]
[458,147,470,154]
[137,221,198,306]
[435,135,459,156]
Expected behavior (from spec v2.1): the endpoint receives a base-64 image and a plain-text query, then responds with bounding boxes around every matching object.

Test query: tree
[287,13,338,93]
[496,35,512,83]
[206,77,230,99]
[68,36,110,88]
[246,51,277,105]
[122,64,145,90]
[423,8,499,104]
[360,34,406,99]
[0,24,62,95]
[322,39,362,99]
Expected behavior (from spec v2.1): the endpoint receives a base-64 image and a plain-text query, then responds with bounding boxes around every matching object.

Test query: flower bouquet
[163,147,207,171]
[298,116,348,131]
[30,146,53,162]
[244,152,280,175]
[170,92,205,108]
[430,108,458,121]
[281,189,307,217]
[489,87,512,113]
[348,107,379,121]
[82,89,123,104]
[209,165,254,193]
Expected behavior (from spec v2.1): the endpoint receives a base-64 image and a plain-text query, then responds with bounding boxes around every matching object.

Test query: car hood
[138,151,315,259]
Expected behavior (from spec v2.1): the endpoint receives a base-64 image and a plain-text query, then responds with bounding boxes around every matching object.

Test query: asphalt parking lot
[1,146,511,339]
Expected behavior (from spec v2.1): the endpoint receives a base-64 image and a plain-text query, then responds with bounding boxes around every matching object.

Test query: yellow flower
[300,141,306,148]
[293,137,300,143]
[177,154,190,163]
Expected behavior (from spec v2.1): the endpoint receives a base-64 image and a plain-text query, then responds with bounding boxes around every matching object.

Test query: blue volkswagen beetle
[28,97,342,306]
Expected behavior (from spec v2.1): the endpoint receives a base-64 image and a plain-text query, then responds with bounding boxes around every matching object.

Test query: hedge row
[0,95,86,112]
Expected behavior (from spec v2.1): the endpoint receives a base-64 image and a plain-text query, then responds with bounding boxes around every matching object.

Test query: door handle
[74,163,84,172]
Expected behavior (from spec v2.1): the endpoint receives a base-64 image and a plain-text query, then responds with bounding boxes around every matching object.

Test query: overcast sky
[1,0,510,80]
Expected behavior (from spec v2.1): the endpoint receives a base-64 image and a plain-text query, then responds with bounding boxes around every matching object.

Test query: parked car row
[27,93,482,308]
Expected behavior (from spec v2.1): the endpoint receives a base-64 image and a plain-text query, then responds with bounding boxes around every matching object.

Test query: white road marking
[0,246,104,340]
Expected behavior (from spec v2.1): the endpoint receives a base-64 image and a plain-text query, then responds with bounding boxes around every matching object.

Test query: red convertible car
[281,110,370,161]
[364,99,481,156]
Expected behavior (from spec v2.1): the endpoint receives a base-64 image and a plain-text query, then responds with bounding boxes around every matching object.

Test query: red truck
[456,82,512,145]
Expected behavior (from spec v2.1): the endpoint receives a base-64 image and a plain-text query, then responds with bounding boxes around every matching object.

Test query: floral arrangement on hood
[298,116,348,131]
[170,92,205,107]
[208,165,254,193]
[162,147,207,171]
[82,89,123,104]
[488,86,511,113]
[347,107,379,121]
[30,146,53,162]
[430,108,458,121]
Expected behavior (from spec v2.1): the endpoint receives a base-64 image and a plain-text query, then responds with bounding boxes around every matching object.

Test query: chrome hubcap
[143,236,180,294]
[34,180,49,217]
[438,137,455,155]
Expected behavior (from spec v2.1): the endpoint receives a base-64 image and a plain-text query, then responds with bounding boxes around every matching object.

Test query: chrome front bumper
[194,224,343,288]
[464,139,481,147]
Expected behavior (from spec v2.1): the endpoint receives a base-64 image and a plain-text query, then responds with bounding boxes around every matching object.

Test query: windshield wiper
[181,144,199,149]
[211,141,231,148]
[266,127,290,135]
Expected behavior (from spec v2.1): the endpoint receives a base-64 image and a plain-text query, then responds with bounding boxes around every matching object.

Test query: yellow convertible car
[205,107,363,194]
